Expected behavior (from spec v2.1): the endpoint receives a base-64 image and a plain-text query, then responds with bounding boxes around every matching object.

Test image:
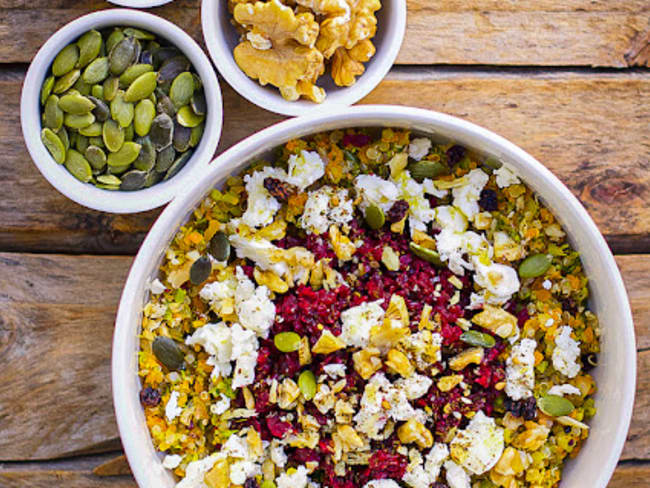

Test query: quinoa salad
[138,128,600,488]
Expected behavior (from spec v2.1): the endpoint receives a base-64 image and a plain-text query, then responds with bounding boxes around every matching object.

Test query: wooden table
[0,1,648,486]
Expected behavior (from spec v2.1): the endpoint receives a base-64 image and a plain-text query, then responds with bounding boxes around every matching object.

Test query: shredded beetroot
[266,416,293,438]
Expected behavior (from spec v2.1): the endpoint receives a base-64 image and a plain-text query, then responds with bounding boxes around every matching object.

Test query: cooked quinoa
[138,128,600,488]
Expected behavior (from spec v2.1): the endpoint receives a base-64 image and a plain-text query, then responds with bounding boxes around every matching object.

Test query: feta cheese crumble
[505,338,537,400]
[162,454,182,469]
[472,257,520,304]
[300,186,353,234]
[548,384,581,397]
[286,150,325,190]
[445,460,471,488]
[365,481,401,488]
[408,137,432,161]
[494,165,521,188]
[276,465,310,488]
[451,169,489,221]
[553,326,582,378]
[165,391,182,422]
[323,363,347,378]
[242,166,285,228]
[149,278,166,295]
[354,174,399,212]
[176,454,221,488]
[449,411,504,475]
[235,266,275,338]
[396,373,434,400]
[340,300,385,348]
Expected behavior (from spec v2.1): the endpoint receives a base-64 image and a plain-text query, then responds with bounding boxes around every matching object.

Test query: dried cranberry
[504,397,523,417]
[342,133,371,147]
[364,450,408,480]
[386,200,409,223]
[266,416,292,438]
[446,145,466,165]
[522,396,538,420]
[139,387,161,407]
[264,177,297,201]
[478,189,498,211]
[244,479,259,488]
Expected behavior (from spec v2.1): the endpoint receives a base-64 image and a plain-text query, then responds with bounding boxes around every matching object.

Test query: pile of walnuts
[229,0,381,103]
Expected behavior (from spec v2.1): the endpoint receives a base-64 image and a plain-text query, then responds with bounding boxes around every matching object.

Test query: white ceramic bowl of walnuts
[201,0,407,116]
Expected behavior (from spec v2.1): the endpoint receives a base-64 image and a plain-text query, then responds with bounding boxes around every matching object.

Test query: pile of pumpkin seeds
[39,26,207,191]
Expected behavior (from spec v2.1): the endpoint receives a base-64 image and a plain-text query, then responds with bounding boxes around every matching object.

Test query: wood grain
[0,1,648,67]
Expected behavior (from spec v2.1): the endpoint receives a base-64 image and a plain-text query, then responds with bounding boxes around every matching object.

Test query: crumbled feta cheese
[354,174,400,212]
[149,278,166,295]
[403,443,450,488]
[505,338,537,400]
[402,464,430,488]
[300,186,353,234]
[449,411,504,475]
[270,441,288,467]
[199,277,237,316]
[246,31,271,50]
[542,279,552,290]
[323,364,347,378]
[494,165,521,188]
[472,256,520,304]
[408,137,432,161]
[421,178,449,199]
[230,460,261,485]
[396,373,433,400]
[451,169,489,221]
[162,454,182,469]
[186,322,233,369]
[176,454,221,488]
[548,384,581,397]
[364,481,401,488]
[392,171,436,232]
[401,331,443,369]
[230,323,259,389]
[235,266,275,338]
[425,443,449,480]
[165,391,182,422]
[286,150,325,190]
[434,205,468,233]
[210,394,231,415]
[553,326,581,378]
[242,166,286,228]
[436,229,491,276]
[340,300,385,348]
[493,231,522,261]
[444,460,471,488]
[223,432,249,459]
[276,465,310,488]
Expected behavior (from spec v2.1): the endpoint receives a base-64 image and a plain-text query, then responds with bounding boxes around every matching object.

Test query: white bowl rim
[200,0,407,116]
[21,8,223,214]
[113,105,636,487]
[107,0,174,7]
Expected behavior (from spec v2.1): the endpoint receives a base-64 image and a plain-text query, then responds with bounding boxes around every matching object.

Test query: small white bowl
[107,0,174,8]
[21,9,222,214]
[201,0,407,116]
[113,106,636,488]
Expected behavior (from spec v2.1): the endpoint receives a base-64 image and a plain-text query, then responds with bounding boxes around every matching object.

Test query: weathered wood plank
[2,69,649,254]
[0,1,647,67]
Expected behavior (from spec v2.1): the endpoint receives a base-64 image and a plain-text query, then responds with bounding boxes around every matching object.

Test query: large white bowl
[21,9,222,214]
[113,105,636,487]
[201,0,407,116]
[107,0,174,7]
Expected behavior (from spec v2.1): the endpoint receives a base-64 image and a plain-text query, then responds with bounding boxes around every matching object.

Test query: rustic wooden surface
[0,0,648,486]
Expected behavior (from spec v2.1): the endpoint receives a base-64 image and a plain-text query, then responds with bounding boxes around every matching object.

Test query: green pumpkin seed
[169,72,194,107]
[82,57,110,84]
[103,119,125,152]
[41,76,55,105]
[134,136,156,171]
[88,96,110,122]
[154,47,181,68]
[189,123,204,148]
[124,123,135,142]
[88,136,104,148]
[123,27,156,40]
[298,370,317,401]
[125,71,157,103]
[150,113,174,150]
[177,105,205,128]
[97,174,121,185]
[72,77,92,96]
[189,256,212,285]
[364,204,385,230]
[408,160,448,182]
[208,232,231,262]
[120,169,147,191]
[91,84,104,99]
[164,150,192,180]
[52,44,79,77]
[106,29,125,54]
[155,145,176,173]
[79,122,102,137]
[173,121,191,152]
[58,126,70,151]
[108,163,131,175]
[44,95,64,131]
[460,330,496,348]
[64,149,92,182]
[152,336,184,371]
[158,56,190,85]
[103,77,119,101]
[134,99,156,137]
[58,92,96,114]
[76,29,102,68]
[144,169,162,188]
[190,90,206,116]
[119,63,153,87]
[538,395,575,417]
[64,112,95,130]
[75,134,89,153]
[409,242,444,267]
[95,183,120,190]
[156,91,177,117]
[274,332,301,353]
[518,254,552,279]
[41,128,66,164]
[110,91,134,128]
[107,141,141,167]
[192,72,203,91]
[85,145,107,170]
[53,69,81,94]
[109,37,137,76]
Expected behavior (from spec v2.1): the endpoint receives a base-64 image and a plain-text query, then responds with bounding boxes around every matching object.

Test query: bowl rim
[113,105,636,487]
[200,0,407,116]
[20,8,223,214]
[107,0,174,7]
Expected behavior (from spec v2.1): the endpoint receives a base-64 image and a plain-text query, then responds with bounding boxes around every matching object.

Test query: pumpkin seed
[124,123,135,142]
[189,256,212,285]
[58,126,70,151]
[460,330,496,348]
[41,128,66,164]
[88,136,104,148]
[518,254,552,278]
[91,84,104,99]
[72,77,92,96]
[408,160,448,182]
[124,71,157,103]
[108,163,131,175]
[134,99,156,137]
[154,47,181,68]
[169,72,194,107]
[64,149,92,182]
[158,56,190,85]
[64,112,95,130]
[58,92,95,114]
[85,145,107,170]
[44,95,64,130]
[208,232,231,262]
[75,134,89,153]
[52,44,79,76]
[164,150,192,180]
[133,136,155,171]
[152,336,184,371]
[40,76,55,105]
[189,123,204,148]
[107,141,141,167]
[82,57,110,84]
[120,169,147,191]
[190,90,206,116]
[119,63,153,87]
[88,96,110,122]
[144,169,162,188]
[173,121,191,152]
[298,370,317,401]
[76,29,102,68]
[103,77,119,101]
[123,27,155,40]
[53,69,81,94]
[155,145,175,173]
[79,121,102,137]
[139,50,154,66]
[109,37,137,76]
[192,72,203,91]
[274,332,301,353]
[103,119,125,152]
[95,183,120,191]
[177,105,204,128]
[150,113,174,150]
[110,91,134,128]
[364,204,385,230]
[409,242,444,267]
[97,174,121,186]
[538,394,575,417]
[156,91,176,117]
[106,29,125,54]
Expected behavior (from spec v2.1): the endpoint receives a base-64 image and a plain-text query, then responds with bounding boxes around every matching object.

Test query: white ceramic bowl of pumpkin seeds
[21,9,222,213]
